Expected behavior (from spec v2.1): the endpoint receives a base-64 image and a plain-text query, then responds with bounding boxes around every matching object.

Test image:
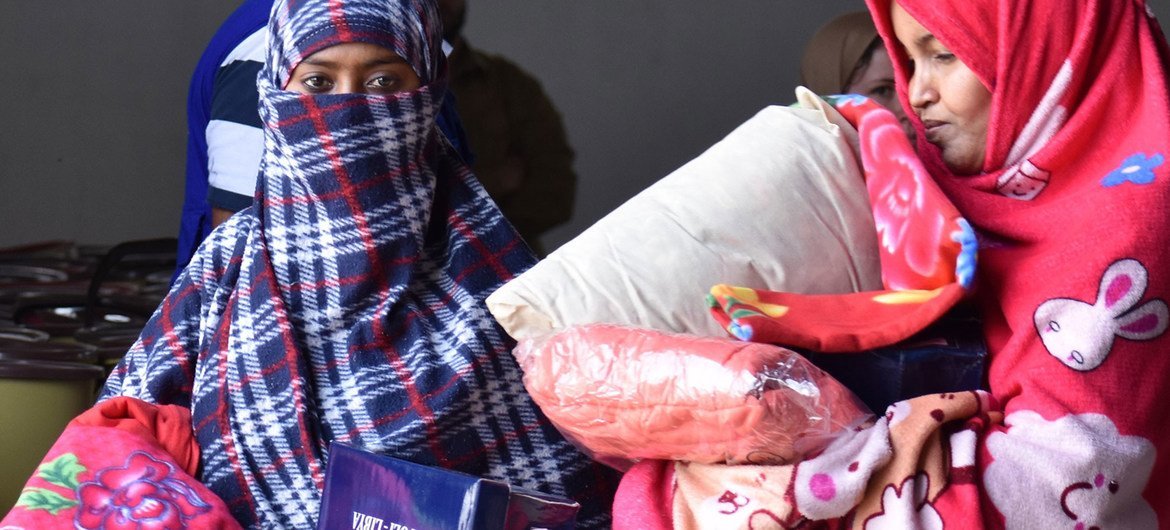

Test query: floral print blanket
[0,397,241,529]
[708,93,976,354]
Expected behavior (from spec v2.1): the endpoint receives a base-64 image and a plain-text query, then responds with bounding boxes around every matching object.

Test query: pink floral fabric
[854,103,956,290]
[76,452,212,530]
[0,398,240,530]
[708,95,975,353]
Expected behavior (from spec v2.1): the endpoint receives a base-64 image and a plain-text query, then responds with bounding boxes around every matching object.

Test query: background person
[800,10,914,140]
[438,0,578,256]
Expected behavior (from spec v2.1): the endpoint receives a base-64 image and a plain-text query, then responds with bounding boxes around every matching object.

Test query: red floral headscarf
[620,4,1170,528]
[865,0,1170,526]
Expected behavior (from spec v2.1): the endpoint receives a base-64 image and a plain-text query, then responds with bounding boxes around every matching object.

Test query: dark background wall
[0,2,242,248]
[2,2,1168,251]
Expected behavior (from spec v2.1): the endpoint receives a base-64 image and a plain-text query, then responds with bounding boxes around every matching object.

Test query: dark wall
[1,2,1167,251]
[0,2,239,247]
[0,0,868,249]
[461,1,864,251]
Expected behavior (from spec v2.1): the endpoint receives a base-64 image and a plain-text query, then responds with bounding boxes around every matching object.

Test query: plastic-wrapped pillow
[487,96,882,340]
[512,324,871,469]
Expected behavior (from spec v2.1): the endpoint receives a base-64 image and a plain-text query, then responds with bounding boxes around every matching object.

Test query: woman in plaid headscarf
[97,0,615,527]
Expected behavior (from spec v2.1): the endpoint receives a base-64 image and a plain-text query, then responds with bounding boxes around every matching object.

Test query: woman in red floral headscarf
[789,0,1170,527]
[859,0,1170,526]
[614,0,1170,528]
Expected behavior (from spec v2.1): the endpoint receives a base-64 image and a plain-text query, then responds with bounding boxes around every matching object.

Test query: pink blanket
[1,397,241,529]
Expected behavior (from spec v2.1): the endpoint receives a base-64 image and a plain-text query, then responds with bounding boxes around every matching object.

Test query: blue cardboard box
[317,443,579,530]
[799,308,987,413]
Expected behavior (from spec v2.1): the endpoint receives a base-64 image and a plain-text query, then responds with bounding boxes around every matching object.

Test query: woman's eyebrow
[365,56,407,66]
[299,56,406,68]
[300,57,337,66]
[915,33,939,47]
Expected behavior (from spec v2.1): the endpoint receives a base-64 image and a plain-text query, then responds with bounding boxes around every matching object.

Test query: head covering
[175,0,476,279]
[264,0,440,88]
[860,0,1170,524]
[799,11,880,95]
[101,0,614,528]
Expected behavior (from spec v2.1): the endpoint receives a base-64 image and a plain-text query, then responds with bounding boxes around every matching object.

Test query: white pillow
[488,88,881,340]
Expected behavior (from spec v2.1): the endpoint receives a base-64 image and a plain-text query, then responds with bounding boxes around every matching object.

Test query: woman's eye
[302,75,332,91]
[367,76,399,91]
[933,52,956,63]
[870,85,895,99]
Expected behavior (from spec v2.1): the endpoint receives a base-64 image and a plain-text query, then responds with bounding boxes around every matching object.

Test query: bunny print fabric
[614,0,1170,527]
[860,0,1170,527]
[984,411,1157,529]
[1033,259,1169,372]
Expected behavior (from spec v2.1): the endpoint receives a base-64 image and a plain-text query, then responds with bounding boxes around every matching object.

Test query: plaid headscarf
[101,1,613,527]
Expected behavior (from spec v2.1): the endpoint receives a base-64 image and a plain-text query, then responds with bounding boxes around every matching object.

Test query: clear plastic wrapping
[513,324,872,470]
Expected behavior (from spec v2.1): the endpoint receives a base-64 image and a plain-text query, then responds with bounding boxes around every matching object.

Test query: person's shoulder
[220,27,266,67]
[188,208,256,285]
[203,209,255,249]
[209,28,265,129]
[467,46,537,81]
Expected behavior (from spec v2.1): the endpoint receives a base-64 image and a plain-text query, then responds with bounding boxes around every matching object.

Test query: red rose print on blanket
[75,452,212,530]
[859,107,949,290]
[1,400,241,530]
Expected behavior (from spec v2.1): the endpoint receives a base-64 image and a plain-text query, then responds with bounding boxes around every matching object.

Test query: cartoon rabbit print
[1034,258,1168,371]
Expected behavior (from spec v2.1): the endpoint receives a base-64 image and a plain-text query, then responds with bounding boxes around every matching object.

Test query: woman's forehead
[267,0,440,85]
[872,0,998,87]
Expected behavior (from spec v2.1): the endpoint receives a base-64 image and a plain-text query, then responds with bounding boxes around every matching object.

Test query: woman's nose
[335,77,362,94]
[907,71,937,110]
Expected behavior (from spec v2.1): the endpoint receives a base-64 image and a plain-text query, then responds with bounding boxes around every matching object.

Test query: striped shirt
[206,29,266,212]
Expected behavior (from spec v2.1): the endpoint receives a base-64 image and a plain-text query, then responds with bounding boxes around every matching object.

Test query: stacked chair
[0,239,175,512]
